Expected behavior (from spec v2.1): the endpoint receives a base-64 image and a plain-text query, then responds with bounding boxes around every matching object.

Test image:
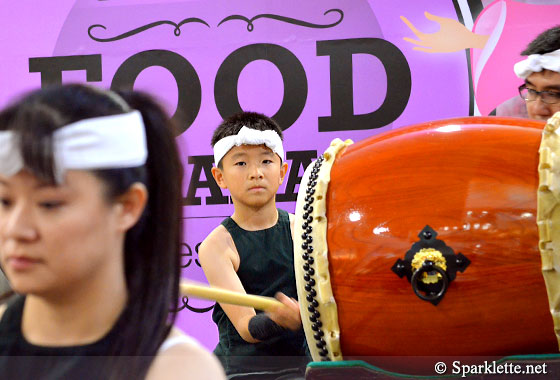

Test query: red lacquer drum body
[294,117,558,362]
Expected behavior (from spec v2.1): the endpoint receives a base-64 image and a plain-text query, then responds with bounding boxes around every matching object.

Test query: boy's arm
[198,226,259,343]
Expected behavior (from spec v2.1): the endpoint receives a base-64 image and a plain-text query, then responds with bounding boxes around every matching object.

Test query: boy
[198,112,308,378]
[514,26,560,120]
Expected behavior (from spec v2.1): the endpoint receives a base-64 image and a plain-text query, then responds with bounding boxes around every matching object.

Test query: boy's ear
[114,182,148,232]
[211,166,228,189]
[279,161,289,185]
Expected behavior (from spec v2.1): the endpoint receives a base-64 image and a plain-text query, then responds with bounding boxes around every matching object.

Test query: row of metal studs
[300,154,329,359]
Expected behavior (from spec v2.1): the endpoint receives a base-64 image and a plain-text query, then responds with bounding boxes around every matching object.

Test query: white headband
[0,110,147,183]
[213,126,284,166]
[514,48,560,79]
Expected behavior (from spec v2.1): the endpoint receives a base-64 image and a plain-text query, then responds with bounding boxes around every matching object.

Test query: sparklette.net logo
[433,360,548,377]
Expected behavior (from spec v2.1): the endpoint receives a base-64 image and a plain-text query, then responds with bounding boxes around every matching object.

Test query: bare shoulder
[199,225,234,258]
[198,224,238,269]
[200,224,230,249]
[146,328,225,380]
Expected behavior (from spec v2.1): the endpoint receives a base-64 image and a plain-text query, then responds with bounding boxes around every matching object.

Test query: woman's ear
[114,182,148,232]
[211,167,228,189]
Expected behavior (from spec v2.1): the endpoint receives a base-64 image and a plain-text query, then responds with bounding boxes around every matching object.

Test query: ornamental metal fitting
[391,225,470,305]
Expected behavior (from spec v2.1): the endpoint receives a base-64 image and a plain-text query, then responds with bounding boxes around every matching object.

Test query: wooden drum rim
[293,138,352,362]
[537,111,560,350]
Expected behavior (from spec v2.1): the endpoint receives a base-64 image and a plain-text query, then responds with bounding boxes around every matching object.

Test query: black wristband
[248,313,285,341]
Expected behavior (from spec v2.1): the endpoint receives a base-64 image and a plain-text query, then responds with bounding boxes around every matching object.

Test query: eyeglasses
[518,84,560,105]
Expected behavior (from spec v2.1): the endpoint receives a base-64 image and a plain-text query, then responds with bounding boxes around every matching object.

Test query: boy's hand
[266,292,302,331]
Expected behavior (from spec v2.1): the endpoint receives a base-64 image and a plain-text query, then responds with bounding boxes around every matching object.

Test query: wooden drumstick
[180,281,284,311]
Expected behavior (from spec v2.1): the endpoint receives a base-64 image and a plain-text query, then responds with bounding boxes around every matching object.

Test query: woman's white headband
[0,110,147,183]
[514,48,560,79]
[213,126,284,166]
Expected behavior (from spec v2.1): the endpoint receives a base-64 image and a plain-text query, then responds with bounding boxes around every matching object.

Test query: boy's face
[524,70,560,120]
[212,144,288,208]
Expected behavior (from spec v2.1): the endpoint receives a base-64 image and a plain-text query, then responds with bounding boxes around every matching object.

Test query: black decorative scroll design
[175,296,214,313]
[88,18,210,42]
[217,8,344,32]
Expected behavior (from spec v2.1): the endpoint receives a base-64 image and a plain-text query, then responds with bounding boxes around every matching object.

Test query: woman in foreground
[0,84,225,379]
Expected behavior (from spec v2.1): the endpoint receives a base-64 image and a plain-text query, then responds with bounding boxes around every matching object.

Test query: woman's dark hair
[521,25,560,55]
[0,84,183,378]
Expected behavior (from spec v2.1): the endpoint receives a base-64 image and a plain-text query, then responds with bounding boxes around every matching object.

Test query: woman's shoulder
[0,303,6,320]
[146,327,225,380]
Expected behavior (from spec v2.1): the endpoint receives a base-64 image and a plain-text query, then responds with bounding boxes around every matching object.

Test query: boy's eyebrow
[35,182,59,190]
[230,151,248,160]
[229,147,275,161]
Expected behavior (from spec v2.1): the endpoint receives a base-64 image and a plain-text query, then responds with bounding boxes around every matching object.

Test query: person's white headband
[514,48,560,79]
[213,126,284,166]
[0,110,147,183]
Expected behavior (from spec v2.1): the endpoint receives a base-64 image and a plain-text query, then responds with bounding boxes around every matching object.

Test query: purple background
[1,0,472,349]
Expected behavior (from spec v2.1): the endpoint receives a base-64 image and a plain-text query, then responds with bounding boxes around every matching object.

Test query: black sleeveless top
[0,296,130,379]
[212,209,308,375]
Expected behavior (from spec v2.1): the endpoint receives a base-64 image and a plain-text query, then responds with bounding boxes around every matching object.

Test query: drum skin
[326,117,558,357]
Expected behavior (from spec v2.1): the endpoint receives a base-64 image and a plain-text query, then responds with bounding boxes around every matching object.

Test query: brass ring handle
[411,261,449,303]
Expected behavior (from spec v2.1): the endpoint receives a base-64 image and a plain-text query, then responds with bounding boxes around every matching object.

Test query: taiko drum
[294,117,558,364]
